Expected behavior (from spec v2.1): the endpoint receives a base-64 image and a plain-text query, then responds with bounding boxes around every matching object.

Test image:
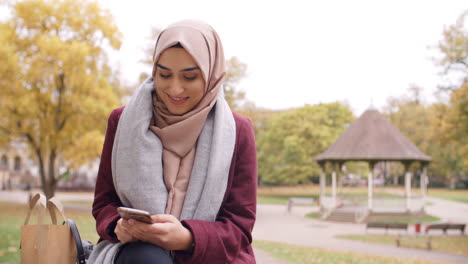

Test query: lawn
[0,201,98,263]
[258,185,468,205]
[367,214,441,224]
[253,240,453,264]
[258,185,319,205]
[427,188,468,203]
[257,185,402,205]
[336,234,468,256]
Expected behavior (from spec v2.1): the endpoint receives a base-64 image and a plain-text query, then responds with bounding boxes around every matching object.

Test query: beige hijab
[149,20,226,218]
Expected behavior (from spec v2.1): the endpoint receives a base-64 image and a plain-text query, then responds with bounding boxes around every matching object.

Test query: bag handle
[67,219,87,264]
[47,197,67,225]
[23,193,46,225]
[48,197,90,263]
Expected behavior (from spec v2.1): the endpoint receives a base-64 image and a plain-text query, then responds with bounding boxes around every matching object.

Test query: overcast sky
[7,0,467,116]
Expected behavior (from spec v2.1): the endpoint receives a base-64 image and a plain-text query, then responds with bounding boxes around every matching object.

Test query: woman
[88,20,257,264]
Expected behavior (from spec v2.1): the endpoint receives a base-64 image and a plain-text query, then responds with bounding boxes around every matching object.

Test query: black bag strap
[67,219,87,264]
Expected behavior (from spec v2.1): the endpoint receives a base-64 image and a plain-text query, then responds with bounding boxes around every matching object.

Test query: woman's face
[154,47,206,115]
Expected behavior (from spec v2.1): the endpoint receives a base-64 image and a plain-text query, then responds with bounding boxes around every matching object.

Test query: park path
[253,203,468,264]
[1,189,467,264]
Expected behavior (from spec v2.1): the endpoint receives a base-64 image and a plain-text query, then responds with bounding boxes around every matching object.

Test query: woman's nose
[168,78,184,95]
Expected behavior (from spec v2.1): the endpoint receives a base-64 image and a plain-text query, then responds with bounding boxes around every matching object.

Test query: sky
[5,0,467,116]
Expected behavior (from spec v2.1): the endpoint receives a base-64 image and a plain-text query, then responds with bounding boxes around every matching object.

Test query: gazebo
[315,109,431,217]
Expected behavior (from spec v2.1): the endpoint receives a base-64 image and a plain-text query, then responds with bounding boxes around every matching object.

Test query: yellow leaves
[14,0,53,32]
[62,130,104,169]
[10,0,122,54]
[1,0,122,174]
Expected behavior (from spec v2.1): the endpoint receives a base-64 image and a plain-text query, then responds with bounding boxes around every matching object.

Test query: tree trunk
[449,173,457,189]
[36,149,58,200]
[45,150,58,200]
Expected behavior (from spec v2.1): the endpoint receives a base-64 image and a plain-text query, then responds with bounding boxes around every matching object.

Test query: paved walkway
[1,189,467,263]
[253,204,468,264]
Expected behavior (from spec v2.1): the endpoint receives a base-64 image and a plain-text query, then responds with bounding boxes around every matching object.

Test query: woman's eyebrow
[157,64,171,71]
[156,64,200,72]
[180,66,200,72]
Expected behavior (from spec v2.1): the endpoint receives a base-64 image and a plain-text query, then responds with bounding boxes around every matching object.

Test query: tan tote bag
[20,193,76,264]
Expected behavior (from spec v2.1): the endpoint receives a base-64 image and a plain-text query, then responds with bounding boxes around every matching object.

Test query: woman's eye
[159,73,171,79]
[184,75,197,81]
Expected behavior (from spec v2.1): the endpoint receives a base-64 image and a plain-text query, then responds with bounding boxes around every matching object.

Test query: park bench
[396,234,432,250]
[366,222,408,235]
[425,223,466,235]
[286,197,314,214]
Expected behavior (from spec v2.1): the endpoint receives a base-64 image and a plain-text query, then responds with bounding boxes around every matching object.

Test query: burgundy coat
[92,106,257,263]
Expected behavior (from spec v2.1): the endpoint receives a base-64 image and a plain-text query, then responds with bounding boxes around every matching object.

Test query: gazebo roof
[315,109,431,163]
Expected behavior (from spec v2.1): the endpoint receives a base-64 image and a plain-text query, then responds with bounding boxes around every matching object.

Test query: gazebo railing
[319,195,338,209]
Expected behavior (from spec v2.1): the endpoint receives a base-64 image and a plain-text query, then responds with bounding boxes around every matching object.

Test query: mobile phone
[117,207,153,224]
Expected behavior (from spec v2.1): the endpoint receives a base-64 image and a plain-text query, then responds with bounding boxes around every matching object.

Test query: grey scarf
[88,78,235,263]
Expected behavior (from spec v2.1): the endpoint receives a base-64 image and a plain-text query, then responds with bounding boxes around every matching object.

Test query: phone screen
[117,207,153,224]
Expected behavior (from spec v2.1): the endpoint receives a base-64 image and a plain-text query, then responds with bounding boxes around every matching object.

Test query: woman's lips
[168,94,189,105]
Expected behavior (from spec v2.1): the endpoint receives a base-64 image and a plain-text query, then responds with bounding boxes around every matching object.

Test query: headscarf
[149,20,226,218]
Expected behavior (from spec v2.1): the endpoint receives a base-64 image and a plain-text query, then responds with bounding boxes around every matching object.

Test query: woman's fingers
[115,218,136,244]
[120,214,193,250]
[153,214,177,223]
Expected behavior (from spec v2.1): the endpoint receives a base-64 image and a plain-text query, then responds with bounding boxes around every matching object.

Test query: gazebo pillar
[368,162,376,211]
[420,163,428,211]
[420,163,428,198]
[404,162,412,211]
[319,162,326,199]
[331,163,337,208]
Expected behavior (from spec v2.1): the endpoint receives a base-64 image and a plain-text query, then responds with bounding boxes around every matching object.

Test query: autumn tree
[138,26,161,84]
[0,0,122,198]
[433,10,467,185]
[437,10,468,91]
[224,56,247,110]
[257,103,354,185]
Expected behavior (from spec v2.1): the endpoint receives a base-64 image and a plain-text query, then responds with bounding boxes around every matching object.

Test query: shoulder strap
[67,219,87,264]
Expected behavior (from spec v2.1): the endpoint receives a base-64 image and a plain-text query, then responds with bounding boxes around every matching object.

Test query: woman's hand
[122,214,193,251]
[114,218,137,244]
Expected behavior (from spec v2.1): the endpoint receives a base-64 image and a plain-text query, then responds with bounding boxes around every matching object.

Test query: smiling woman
[89,20,258,264]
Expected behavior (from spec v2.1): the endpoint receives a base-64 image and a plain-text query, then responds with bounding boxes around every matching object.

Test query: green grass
[257,195,295,205]
[336,234,468,256]
[62,200,93,207]
[0,201,98,263]
[253,240,452,264]
[257,185,407,205]
[427,188,468,203]
[367,214,441,224]
[305,212,321,219]
[257,185,318,205]
[257,185,468,206]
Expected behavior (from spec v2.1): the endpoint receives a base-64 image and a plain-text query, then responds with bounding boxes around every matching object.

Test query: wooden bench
[366,222,408,235]
[286,197,314,213]
[396,234,432,250]
[425,223,466,235]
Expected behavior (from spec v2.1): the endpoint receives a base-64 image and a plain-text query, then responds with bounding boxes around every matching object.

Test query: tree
[427,103,465,188]
[138,26,161,84]
[437,10,468,91]
[257,103,354,185]
[433,10,468,184]
[382,84,466,186]
[224,56,247,110]
[383,85,431,154]
[0,0,122,198]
